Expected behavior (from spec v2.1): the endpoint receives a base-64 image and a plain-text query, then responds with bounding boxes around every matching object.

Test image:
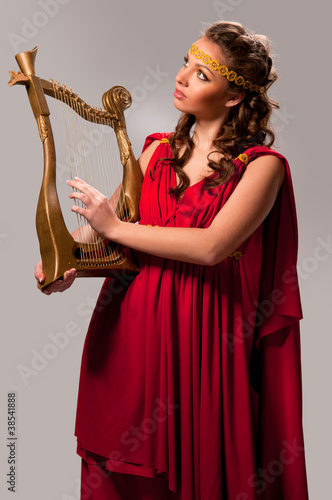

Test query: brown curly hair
[157,21,279,199]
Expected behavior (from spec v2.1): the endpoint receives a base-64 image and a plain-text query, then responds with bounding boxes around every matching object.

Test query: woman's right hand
[35,260,77,295]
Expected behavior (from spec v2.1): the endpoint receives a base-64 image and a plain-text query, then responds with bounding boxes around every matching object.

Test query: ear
[224,91,245,108]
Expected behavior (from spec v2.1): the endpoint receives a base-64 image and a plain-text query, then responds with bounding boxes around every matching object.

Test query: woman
[36,21,309,500]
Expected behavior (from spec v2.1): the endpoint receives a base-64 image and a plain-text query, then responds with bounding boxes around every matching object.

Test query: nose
[176,66,189,87]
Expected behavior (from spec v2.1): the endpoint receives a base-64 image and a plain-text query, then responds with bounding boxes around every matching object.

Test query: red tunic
[75,133,309,499]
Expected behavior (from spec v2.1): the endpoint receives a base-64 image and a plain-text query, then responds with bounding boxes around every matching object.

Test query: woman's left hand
[67,177,120,239]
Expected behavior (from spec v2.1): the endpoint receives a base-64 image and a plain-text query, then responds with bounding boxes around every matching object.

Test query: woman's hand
[67,177,120,240]
[35,260,77,295]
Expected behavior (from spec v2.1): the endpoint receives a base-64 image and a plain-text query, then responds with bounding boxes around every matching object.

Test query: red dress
[75,133,309,499]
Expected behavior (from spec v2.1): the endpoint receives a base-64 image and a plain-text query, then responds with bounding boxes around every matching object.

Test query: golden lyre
[9,47,143,289]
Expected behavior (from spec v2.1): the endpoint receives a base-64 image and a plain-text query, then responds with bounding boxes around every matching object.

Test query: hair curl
[158,21,279,199]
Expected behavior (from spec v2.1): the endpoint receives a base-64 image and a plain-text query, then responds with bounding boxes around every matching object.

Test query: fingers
[68,178,100,217]
[67,179,92,218]
[69,192,89,217]
[35,260,45,286]
[67,177,116,238]
[69,190,89,206]
[36,267,77,295]
[67,177,102,199]
[70,204,86,217]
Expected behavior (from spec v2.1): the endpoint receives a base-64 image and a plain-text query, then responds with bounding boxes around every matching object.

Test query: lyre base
[41,266,139,290]
[39,239,139,289]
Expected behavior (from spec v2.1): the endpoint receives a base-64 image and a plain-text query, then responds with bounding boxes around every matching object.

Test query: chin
[173,99,191,114]
[173,98,183,110]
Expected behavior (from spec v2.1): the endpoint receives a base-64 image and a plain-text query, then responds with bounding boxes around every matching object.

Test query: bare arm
[68,154,285,266]
[137,140,160,175]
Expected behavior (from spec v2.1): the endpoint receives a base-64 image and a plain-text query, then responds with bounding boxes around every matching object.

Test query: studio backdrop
[1,1,331,499]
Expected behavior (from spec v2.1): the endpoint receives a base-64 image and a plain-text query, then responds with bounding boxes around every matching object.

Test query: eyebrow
[185,52,215,77]
[194,63,215,76]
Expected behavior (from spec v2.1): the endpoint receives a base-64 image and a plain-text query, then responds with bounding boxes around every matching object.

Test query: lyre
[9,47,143,289]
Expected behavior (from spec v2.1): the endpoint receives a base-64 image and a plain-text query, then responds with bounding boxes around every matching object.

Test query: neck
[193,115,228,151]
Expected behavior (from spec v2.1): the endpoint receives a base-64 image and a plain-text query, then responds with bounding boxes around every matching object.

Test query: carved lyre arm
[9,47,79,288]
[102,87,143,223]
[9,47,143,289]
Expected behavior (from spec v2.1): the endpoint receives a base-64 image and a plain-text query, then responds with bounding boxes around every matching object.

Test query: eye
[182,56,209,81]
[197,70,209,81]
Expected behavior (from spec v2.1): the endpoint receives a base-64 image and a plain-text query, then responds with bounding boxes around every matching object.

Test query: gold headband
[189,43,264,93]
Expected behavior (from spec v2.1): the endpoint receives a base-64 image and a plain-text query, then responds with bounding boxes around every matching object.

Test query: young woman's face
[174,37,234,121]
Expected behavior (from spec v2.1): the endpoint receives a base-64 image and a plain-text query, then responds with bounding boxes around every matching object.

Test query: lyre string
[53,82,83,264]
[51,80,127,267]
[69,89,89,262]
[53,82,91,263]
[100,114,117,266]
[93,108,110,261]
[70,90,94,262]
[109,118,129,264]
[103,116,120,266]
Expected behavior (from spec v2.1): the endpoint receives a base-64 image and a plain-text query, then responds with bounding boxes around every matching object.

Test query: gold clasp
[229,250,243,260]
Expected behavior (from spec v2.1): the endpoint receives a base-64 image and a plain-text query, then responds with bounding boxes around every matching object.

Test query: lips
[174,88,186,99]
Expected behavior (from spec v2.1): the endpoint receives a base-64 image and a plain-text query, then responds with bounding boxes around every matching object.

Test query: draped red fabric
[75,133,309,499]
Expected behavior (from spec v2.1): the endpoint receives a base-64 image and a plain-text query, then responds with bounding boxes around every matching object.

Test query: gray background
[1,0,331,498]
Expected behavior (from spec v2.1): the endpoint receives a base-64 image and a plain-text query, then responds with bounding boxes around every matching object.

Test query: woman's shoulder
[141,132,172,153]
[234,145,288,186]
[138,132,172,176]
[235,145,287,166]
